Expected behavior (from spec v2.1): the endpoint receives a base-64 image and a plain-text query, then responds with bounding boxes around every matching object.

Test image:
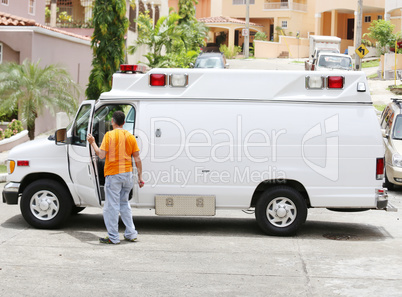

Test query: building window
[233,0,255,4]
[1,0,9,5]
[0,43,3,64]
[281,21,288,29]
[364,16,371,23]
[57,0,73,16]
[378,15,383,20]
[28,0,35,15]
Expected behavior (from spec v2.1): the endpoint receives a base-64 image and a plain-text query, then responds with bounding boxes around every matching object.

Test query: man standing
[87,111,144,244]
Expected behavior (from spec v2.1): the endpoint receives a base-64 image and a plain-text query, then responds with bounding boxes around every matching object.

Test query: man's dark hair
[112,111,125,126]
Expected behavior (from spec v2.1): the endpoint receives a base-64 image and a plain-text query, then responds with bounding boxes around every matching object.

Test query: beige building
[169,0,385,58]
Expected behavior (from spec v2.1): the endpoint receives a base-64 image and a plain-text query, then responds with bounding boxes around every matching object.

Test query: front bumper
[386,164,402,185]
[2,182,20,205]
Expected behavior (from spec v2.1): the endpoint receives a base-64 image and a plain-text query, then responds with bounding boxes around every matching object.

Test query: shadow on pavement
[1,212,391,242]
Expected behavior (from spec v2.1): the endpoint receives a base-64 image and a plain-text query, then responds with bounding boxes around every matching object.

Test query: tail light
[376,158,384,180]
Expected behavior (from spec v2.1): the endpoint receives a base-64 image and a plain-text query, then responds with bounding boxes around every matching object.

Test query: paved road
[0,182,401,297]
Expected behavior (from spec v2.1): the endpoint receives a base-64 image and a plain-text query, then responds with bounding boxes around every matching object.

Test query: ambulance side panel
[135,99,383,209]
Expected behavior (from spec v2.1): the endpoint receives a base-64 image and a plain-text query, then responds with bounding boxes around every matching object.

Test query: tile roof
[199,16,263,27]
[0,12,91,41]
[0,12,35,26]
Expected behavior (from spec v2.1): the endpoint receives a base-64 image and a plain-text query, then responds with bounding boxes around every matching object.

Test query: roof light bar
[120,64,146,73]
[150,74,166,86]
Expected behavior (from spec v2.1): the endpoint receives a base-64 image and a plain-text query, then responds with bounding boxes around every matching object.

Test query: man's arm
[133,151,144,188]
[87,134,106,159]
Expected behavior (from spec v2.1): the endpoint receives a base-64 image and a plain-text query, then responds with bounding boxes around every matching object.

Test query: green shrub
[254,31,267,41]
[7,119,23,134]
[219,44,242,59]
[0,119,23,141]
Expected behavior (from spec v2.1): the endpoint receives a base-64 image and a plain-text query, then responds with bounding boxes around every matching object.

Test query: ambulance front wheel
[20,179,73,229]
[255,186,307,236]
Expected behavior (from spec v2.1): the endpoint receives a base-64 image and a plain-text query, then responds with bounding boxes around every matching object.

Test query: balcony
[264,1,307,12]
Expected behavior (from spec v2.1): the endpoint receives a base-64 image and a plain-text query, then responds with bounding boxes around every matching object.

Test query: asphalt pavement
[1,59,401,297]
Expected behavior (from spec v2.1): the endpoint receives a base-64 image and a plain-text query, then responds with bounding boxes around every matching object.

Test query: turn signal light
[8,160,15,174]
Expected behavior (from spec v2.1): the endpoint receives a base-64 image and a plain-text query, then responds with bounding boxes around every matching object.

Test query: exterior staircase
[278,51,289,58]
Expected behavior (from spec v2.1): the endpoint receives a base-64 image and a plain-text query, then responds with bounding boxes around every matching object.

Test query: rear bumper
[2,182,20,205]
[375,188,396,211]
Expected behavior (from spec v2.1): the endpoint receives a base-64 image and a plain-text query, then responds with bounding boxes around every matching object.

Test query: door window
[92,104,136,147]
[71,104,92,146]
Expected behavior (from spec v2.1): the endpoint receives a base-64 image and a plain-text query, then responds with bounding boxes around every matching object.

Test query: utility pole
[355,0,363,70]
[244,0,250,59]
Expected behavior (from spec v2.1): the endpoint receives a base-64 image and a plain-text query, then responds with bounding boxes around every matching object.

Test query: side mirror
[225,63,230,69]
[55,128,67,144]
[189,62,195,68]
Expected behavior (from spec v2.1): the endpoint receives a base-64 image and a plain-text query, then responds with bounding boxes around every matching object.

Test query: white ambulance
[2,65,395,236]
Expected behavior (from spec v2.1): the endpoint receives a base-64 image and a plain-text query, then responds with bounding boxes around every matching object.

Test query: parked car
[194,52,229,69]
[380,99,402,189]
[311,53,353,71]
[305,48,340,70]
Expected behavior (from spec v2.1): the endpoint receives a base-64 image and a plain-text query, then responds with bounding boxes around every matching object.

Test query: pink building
[0,0,92,137]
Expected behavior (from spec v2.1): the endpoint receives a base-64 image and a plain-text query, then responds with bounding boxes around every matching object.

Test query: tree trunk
[28,122,35,140]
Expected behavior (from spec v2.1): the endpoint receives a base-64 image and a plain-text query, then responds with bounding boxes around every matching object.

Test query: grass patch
[292,60,305,64]
[0,164,6,174]
[374,104,386,112]
[367,73,378,79]
[362,59,380,68]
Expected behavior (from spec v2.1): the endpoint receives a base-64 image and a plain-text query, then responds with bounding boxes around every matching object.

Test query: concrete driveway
[0,181,401,297]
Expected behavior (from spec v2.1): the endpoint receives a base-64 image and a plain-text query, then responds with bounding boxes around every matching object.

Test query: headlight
[392,153,402,167]
[7,160,15,174]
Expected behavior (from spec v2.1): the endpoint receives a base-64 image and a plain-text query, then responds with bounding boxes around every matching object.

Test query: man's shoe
[124,236,137,242]
[99,237,119,244]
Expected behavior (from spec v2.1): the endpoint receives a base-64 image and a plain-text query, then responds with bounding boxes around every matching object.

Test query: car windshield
[392,115,402,139]
[195,57,223,68]
[318,55,351,69]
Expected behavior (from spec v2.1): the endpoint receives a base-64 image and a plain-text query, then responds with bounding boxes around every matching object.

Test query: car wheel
[20,179,73,229]
[255,186,307,236]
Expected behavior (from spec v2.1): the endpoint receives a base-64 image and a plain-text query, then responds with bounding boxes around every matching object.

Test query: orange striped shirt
[100,129,139,176]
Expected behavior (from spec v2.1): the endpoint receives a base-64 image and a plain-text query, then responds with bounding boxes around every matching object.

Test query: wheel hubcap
[30,190,59,221]
[266,197,297,227]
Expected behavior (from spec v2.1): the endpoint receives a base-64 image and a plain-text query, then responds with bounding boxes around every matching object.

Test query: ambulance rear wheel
[20,179,73,229]
[255,187,307,236]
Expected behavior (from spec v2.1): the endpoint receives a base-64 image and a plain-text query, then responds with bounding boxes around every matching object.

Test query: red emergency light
[150,74,166,86]
[327,76,344,89]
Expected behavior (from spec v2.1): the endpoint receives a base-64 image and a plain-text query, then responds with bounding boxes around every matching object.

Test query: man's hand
[138,178,145,188]
[87,133,95,144]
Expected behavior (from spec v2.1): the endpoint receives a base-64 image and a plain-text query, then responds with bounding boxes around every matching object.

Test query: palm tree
[0,59,79,140]
[128,12,182,68]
